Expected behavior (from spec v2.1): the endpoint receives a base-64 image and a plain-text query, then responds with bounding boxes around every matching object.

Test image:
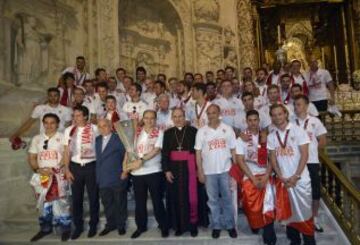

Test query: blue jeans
[39,198,71,232]
[205,172,235,230]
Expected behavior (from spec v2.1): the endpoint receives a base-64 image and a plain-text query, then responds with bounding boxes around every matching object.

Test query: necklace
[174,126,187,151]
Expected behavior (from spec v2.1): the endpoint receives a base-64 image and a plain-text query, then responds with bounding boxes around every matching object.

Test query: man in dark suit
[95,119,128,236]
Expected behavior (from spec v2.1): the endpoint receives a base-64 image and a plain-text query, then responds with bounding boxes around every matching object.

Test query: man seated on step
[28,113,71,242]
[95,119,128,237]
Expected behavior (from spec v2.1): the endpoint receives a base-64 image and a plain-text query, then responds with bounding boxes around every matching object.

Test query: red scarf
[291,74,309,96]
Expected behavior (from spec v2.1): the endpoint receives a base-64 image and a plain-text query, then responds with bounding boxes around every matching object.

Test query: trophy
[113,120,138,169]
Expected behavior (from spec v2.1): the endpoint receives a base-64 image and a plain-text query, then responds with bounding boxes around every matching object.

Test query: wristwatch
[295,174,301,180]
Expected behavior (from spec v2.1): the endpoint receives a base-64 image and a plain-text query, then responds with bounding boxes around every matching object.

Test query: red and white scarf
[69,123,96,159]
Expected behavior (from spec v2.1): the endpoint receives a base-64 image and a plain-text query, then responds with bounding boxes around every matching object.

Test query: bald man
[195,104,238,239]
[95,119,128,236]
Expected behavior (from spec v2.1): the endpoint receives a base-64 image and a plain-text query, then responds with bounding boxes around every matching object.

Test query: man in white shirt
[306,57,336,112]
[61,56,91,86]
[235,110,276,245]
[156,94,173,131]
[213,80,244,128]
[107,76,127,108]
[115,68,127,92]
[234,92,271,133]
[93,82,110,121]
[279,74,293,104]
[28,113,71,242]
[125,110,169,239]
[255,68,268,98]
[123,83,149,122]
[141,78,156,107]
[266,61,282,86]
[291,59,308,95]
[63,106,99,240]
[173,80,193,109]
[83,79,97,104]
[287,84,319,118]
[72,86,96,119]
[195,104,237,239]
[292,95,327,232]
[10,87,72,142]
[267,104,315,245]
[186,83,212,129]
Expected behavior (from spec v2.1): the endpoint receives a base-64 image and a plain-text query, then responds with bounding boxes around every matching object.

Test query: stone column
[237,0,257,70]
[0,0,5,82]
[97,0,119,73]
[192,0,222,74]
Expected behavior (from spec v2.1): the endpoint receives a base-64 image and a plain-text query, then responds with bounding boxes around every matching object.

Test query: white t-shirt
[291,115,327,164]
[195,122,236,175]
[292,73,307,86]
[63,124,98,165]
[156,110,173,131]
[185,101,212,129]
[235,133,267,178]
[142,92,157,109]
[31,104,72,133]
[268,72,281,85]
[108,90,127,108]
[92,97,107,118]
[123,100,149,120]
[28,132,65,168]
[257,83,268,98]
[267,123,310,179]
[254,95,267,110]
[104,110,129,122]
[287,102,319,118]
[233,108,271,132]
[305,68,333,102]
[213,96,244,128]
[62,67,91,86]
[132,128,164,176]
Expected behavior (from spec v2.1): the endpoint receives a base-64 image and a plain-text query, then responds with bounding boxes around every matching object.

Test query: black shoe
[131,229,146,239]
[61,231,71,241]
[228,228,237,238]
[251,228,260,234]
[30,230,52,242]
[118,228,126,235]
[190,227,198,237]
[71,229,83,240]
[212,229,221,239]
[161,229,169,238]
[87,227,97,238]
[174,230,183,236]
[99,227,115,236]
[315,223,324,233]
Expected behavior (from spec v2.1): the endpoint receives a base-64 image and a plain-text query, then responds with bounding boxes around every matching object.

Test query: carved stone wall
[0,0,257,136]
[237,0,258,70]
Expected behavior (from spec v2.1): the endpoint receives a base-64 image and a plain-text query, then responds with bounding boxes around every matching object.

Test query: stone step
[0,228,339,245]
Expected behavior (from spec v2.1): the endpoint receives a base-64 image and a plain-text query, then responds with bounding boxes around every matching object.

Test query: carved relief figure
[223,27,238,69]
[14,15,49,86]
[194,0,220,23]
[136,52,154,77]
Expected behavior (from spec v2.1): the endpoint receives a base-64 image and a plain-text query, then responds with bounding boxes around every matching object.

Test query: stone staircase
[0,138,351,244]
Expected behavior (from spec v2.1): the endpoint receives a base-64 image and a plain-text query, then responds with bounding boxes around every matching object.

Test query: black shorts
[307,164,321,200]
[312,100,328,112]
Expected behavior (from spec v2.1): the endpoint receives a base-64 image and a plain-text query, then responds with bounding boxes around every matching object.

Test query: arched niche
[118,0,184,78]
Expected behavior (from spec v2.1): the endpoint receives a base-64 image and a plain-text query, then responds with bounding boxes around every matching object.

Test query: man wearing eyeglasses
[28,113,71,242]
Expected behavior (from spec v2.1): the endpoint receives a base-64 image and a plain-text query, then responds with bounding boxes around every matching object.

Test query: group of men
[10,55,333,244]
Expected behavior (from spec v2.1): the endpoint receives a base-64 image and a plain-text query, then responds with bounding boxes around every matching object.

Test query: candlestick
[277,25,281,44]
[333,45,338,82]
[321,47,325,69]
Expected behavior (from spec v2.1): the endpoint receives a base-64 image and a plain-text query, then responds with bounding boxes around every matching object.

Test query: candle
[333,45,338,82]
[321,47,325,69]
[277,25,281,44]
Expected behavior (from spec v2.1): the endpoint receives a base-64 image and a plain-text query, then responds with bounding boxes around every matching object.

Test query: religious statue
[224,48,238,69]
[14,15,49,86]
[136,52,154,77]
[275,45,287,66]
